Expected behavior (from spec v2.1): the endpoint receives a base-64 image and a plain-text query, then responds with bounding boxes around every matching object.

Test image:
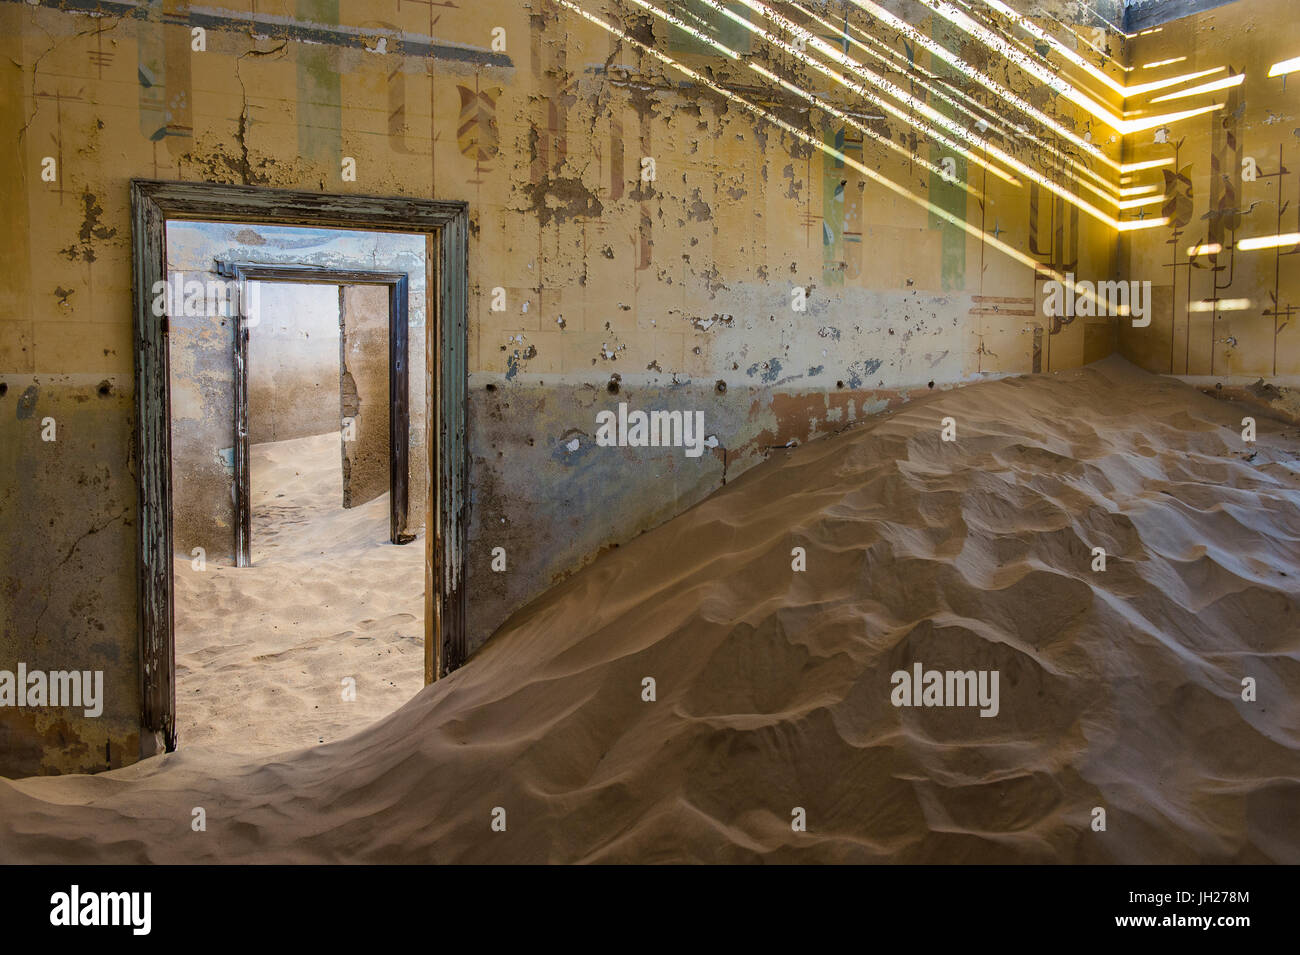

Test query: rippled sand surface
[3,358,1299,863]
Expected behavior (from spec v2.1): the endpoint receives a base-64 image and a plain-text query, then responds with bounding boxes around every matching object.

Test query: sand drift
[2,357,1299,863]
[172,432,424,755]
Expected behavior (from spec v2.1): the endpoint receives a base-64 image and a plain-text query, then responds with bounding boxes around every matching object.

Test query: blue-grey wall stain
[17,386,38,420]
[746,358,783,383]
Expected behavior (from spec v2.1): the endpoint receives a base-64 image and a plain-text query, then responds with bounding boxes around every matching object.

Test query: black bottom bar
[0,864,1281,942]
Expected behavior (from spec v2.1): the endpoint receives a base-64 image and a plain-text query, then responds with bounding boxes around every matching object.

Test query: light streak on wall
[694,0,1026,185]
[714,0,1159,228]
[914,0,1223,133]
[803,0,1123,203]
[1117,217,1170,231]
[1268,55,1300,77]
[1122,158,1175,173]
[555,0,1160,320]
[1189,299,1252,311]
[1238,232,1300,251]
[847,0,1116,173]
[1147,73,1245,104]
[626,0,996,191]
[790,1,1016,143]
[979,0,1211,100]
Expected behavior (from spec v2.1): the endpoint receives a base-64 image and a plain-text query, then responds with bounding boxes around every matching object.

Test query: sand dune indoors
[3,358,1299,864]
[173,432,424,755]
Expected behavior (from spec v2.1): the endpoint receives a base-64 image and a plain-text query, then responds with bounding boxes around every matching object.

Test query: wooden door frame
[131,180,469,754]
[215,262,412,562]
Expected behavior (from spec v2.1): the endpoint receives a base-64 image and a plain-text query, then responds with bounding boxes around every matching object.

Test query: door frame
[215,262,412,562]
[131,179,470,754]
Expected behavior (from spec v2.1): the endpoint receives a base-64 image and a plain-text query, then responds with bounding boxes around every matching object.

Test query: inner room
[164,222,429,754]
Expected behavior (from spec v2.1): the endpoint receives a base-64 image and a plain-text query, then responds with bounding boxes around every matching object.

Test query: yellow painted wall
[1122,0,1300,380]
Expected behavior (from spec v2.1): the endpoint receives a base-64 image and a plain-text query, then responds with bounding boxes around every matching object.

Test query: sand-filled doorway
[246,280,352,566]
[169,271,423,754]
[130,181,470,757]
[170,254,424,755]
[218,263,416,563]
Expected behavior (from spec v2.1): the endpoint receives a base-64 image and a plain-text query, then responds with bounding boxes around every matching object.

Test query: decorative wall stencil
[821,122,847,286]
[1257,145,1299,376]
[136,0,193,151]
[1209,70,1245,243]
[1162,163,1195,231]
[296,0,343,168]
[457,84,503,181]
[1029,181,1081,278]
[929,15,968,292]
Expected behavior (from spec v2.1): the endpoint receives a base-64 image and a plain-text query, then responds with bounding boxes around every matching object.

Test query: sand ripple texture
[171,431,424,756]
[3,357,1299,863]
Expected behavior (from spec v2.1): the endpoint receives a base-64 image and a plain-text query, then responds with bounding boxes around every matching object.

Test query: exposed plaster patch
[690,313,735,331]
[16,385,39,419]
[59,191,116,263]
[686,188,711,222]
[520,175,603,229]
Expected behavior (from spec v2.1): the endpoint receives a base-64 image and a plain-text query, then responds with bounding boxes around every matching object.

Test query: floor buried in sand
[8,360,1296,863]
[173,431,424,756]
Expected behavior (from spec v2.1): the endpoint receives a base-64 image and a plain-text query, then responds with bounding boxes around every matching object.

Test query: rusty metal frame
[215,262,412,561]
[131,179,469,753]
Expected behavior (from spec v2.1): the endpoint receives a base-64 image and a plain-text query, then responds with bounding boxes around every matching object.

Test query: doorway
[218,262,415,562]
[131,180,469,755]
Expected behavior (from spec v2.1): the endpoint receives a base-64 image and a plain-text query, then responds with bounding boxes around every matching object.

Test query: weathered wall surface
[339,284,390,509]
[458,1,1126,649]
[167,260,239,562]
[1120,0,1300,384]
[1126,0,1238,32]
[247,282,341,445]
[1,0,1134,775]
[0,378,142,777]
[165,222,427,561]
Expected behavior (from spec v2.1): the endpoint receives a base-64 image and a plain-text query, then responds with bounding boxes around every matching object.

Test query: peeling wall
[1,0,1130,775]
